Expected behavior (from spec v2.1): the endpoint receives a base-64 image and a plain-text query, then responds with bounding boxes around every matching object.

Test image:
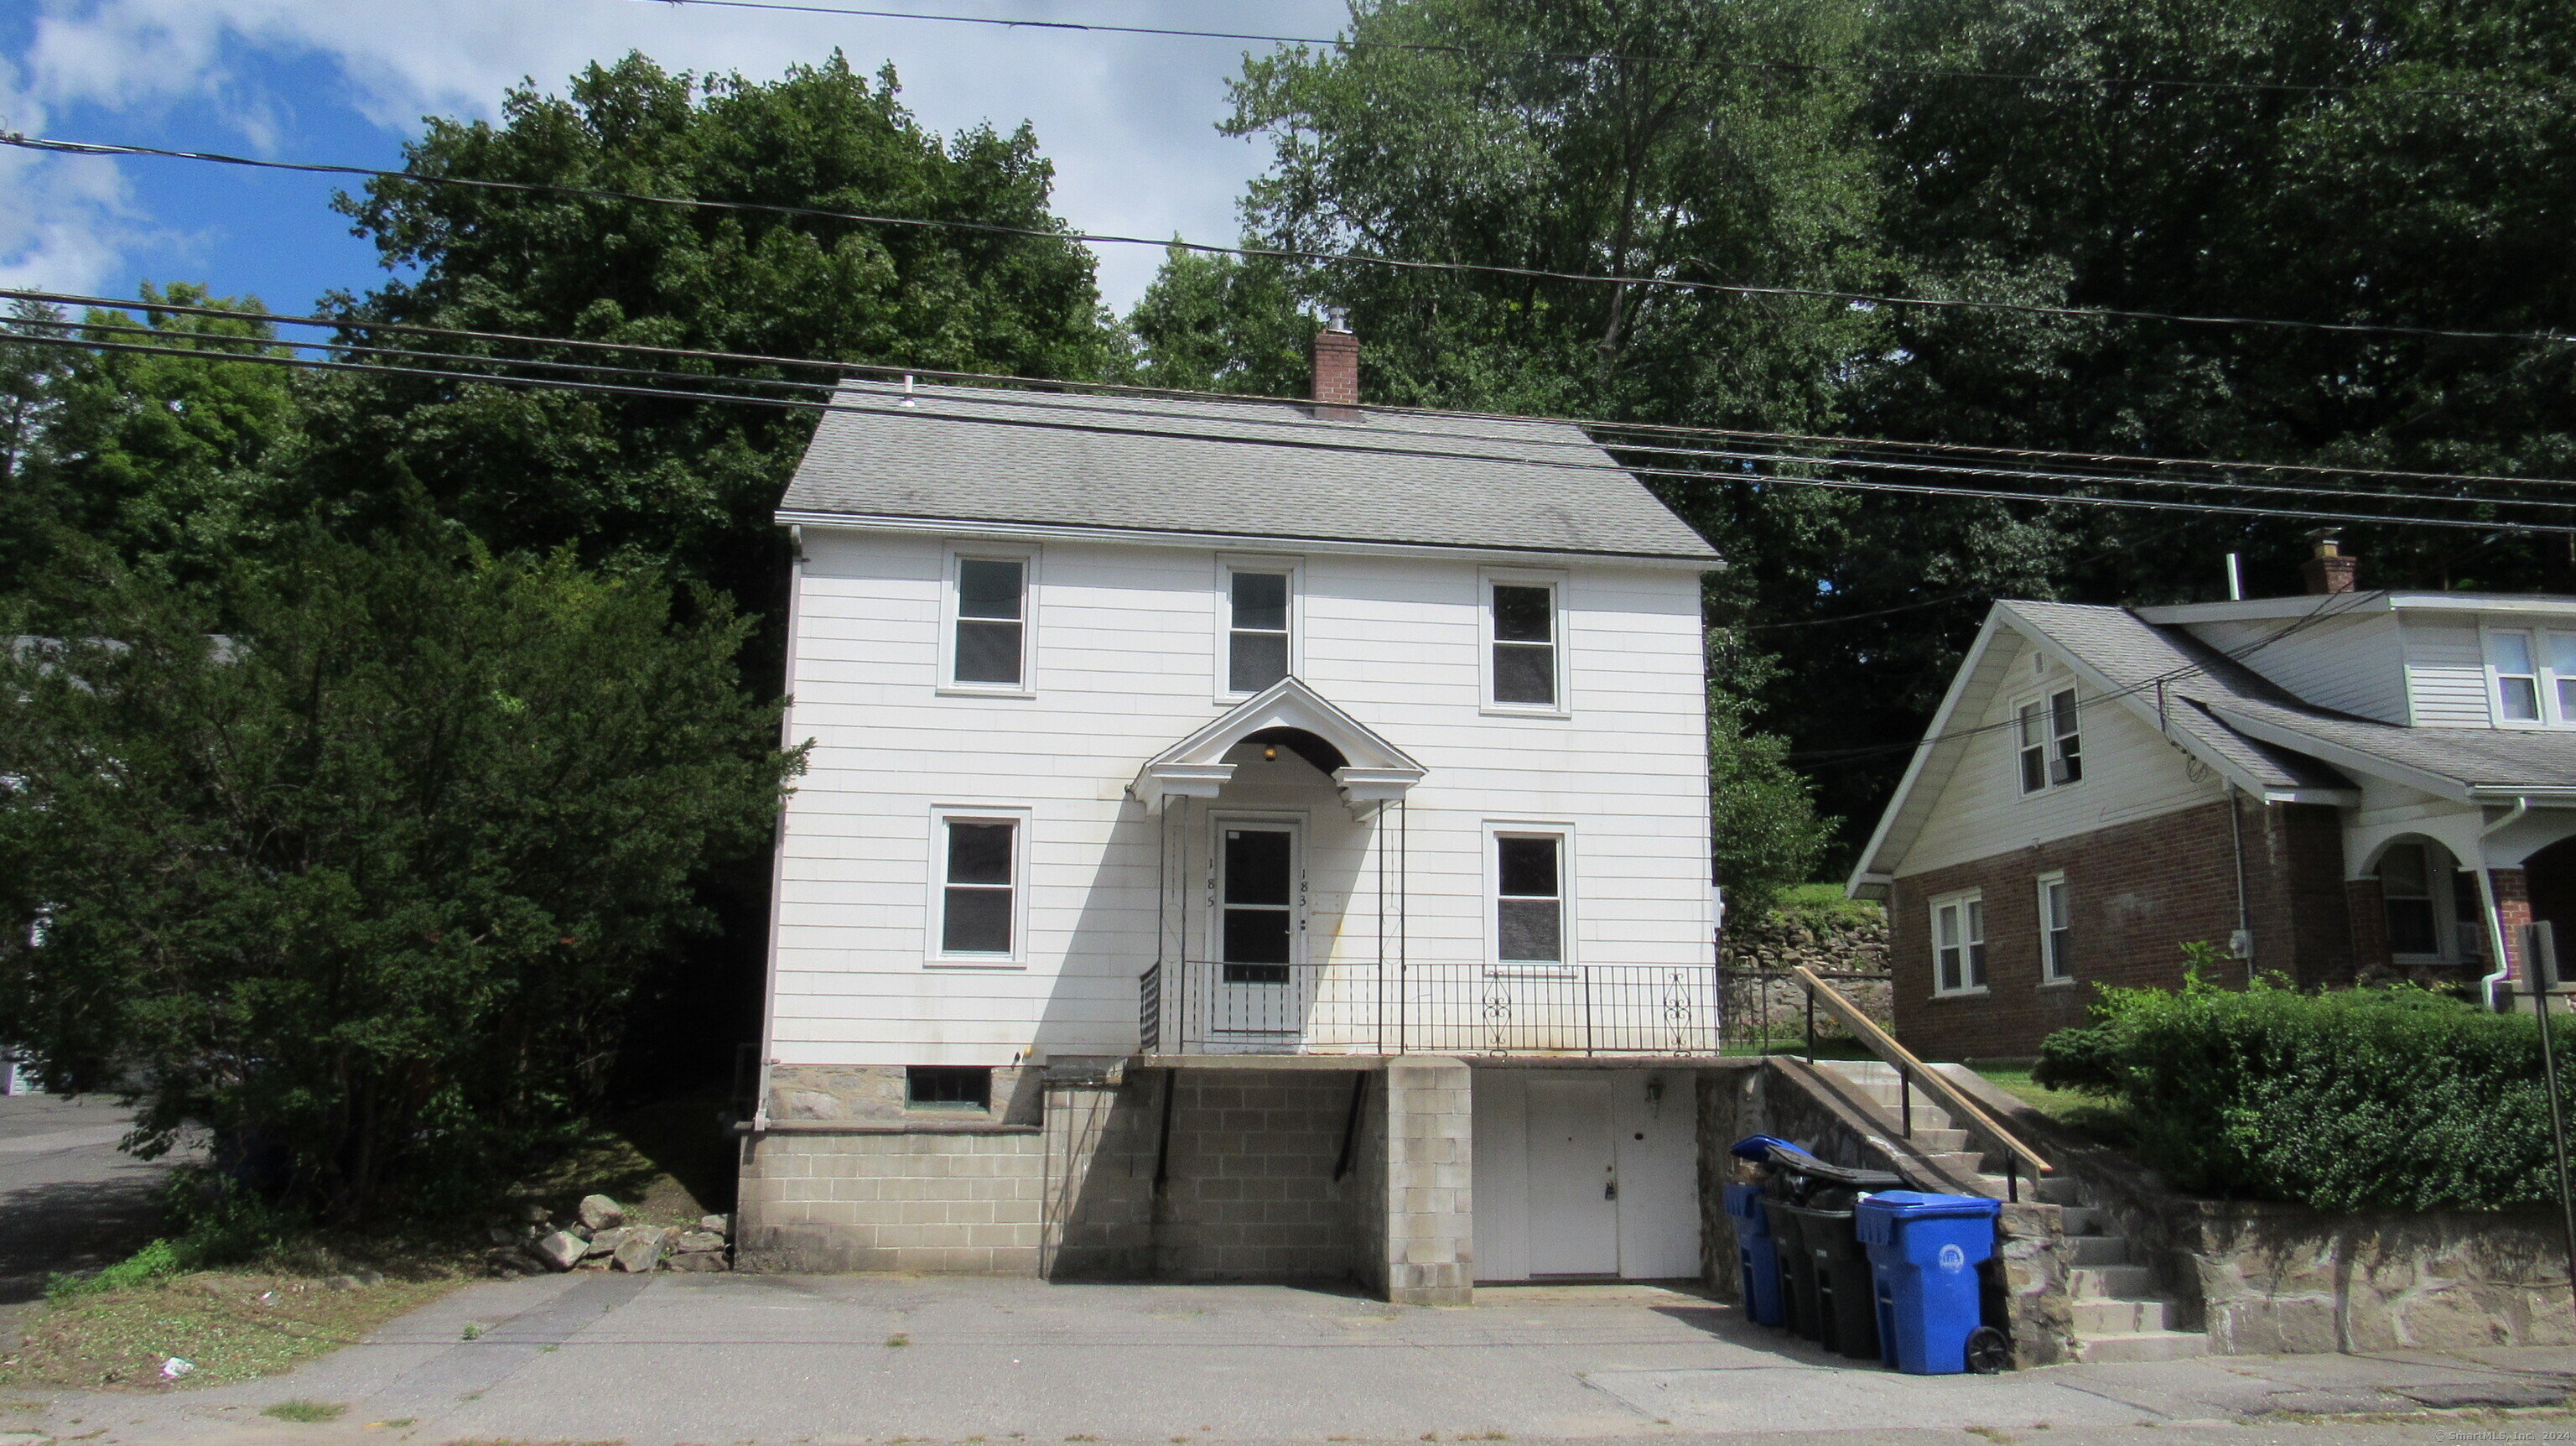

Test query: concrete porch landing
[9,1272,2568,1446]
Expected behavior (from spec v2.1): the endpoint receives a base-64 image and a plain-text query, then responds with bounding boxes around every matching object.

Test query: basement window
[906,1066,992,1110]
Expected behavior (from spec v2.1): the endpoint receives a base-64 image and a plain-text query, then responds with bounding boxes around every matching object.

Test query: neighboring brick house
[738,329,1722,1300]
[1847,538,2576,1060]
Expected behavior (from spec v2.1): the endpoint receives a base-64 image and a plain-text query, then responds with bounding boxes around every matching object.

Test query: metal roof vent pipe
[2301,528,2357,595]
[1311,314,1359,421]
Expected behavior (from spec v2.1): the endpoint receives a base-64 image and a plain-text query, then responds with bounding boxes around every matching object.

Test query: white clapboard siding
[1898,634,2226,878]
[2402,614,2495,727]
[2182,613,2406,721]
[767,528,1716,1065]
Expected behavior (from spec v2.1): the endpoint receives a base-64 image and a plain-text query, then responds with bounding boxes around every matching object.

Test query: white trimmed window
[2037,873,2073,984]
[2485,627,2576,727]
[2016,687,2084,793]
[1932,891,1987,996]
[943,546,1036,693]
[1221,560,1296,695]
[1495,834,1566,964]
[1480,570,1568,713]
[927,808,1030,965]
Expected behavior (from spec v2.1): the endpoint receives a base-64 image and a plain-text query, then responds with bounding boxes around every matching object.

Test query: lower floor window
[1933,892,1987,994]
[1495,833,1566,964]
[2038,874,2073,983]
[907,1065,992,1109]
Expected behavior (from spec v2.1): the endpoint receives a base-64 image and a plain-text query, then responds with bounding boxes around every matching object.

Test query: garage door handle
[1603,1180,1618,1200]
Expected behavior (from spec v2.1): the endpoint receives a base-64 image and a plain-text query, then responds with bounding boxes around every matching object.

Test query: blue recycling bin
[1857,1191,2000,1375]
[1723,1183,1786,1326]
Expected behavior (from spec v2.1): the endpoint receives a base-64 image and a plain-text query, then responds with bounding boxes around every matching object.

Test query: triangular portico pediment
[1132,678,1426,814]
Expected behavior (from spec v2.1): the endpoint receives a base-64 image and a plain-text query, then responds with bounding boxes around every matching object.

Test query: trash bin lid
[1763,1143,1904,1190]
[1729,1133,1799,1162]
[1856,1190,2002,1220]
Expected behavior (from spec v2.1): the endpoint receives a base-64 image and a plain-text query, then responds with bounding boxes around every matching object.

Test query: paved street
[0,1095,180,1354]
[3,1274,2568,1446]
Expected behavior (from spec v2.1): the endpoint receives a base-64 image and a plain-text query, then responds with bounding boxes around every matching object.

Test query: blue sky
[1,0,1350,317]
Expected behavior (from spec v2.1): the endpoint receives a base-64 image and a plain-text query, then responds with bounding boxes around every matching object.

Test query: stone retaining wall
[1720,911,1892,1045]
[2183,1202,2572,1353]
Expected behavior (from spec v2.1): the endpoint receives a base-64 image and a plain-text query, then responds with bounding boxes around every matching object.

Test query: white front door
[1211,821,1305,1039]
[1524,1075,1619,1276]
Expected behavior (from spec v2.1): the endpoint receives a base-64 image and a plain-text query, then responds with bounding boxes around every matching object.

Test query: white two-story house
[1851,535,2576,1062]
[735,331,1722,1301]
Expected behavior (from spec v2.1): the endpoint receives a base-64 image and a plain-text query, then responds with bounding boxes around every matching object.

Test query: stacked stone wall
[1720,910,1891,1046]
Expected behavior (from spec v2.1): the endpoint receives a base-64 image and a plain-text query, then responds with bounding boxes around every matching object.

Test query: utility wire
[9,326,2568,539]
[14,286,2575,500]
[622,0,2566,103]
[9,133,2574,349]
[24,309,2566,515]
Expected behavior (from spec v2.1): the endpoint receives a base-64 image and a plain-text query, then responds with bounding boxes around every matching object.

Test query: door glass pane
[1222,909,1292,967]
[1221,829,1292,979]
[1223,830,1292,906]
[1231,572,1288,632]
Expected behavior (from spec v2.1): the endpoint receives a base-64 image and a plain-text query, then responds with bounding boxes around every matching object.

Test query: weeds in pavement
[261,1400,348,1423]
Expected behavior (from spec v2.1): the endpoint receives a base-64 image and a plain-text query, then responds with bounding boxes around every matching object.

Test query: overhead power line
[8,133,2573,349]
[14,286,2576,515]
[8,325,2569,539]
[622,0,2563,103]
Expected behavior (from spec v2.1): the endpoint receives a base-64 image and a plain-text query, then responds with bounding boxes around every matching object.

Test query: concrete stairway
[1812,1060,2206,1364]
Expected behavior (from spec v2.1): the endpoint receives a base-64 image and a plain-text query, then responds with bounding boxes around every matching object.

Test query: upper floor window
[948,554,1029,690]
[1227,569,1291,694]
[2037,873,2073,984]
[2485,628,2576,726]
[1932,891,1987,995]
[2016,688,2083,793]
[1483,573,1566,712]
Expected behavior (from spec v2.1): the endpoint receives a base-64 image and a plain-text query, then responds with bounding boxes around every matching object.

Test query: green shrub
[46,1237,187,1301]
[2033,961,2562,1210]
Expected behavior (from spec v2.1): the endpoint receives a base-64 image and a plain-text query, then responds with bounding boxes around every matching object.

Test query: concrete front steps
[1812,1059,2206,1364]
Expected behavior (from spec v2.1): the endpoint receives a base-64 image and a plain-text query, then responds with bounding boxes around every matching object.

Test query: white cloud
[6,0,1344,308]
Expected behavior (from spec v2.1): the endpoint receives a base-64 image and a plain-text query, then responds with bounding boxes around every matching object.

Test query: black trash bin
[1758,1194,1816,1339]
[1782,1191,1882,1361]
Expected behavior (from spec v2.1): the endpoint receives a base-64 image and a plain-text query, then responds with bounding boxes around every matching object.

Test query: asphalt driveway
[6,1273,2568,1446]
[0,1095,179,1350]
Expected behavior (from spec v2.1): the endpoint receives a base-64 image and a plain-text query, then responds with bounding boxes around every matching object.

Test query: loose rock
[698,1215,732,1236]
[520,1202,553,1225]
[578,1194,628,1231]
[667,1251,729,1272]
[676,1230,725,1254]
[611,1234,663,1273]
[528,1230,588,1272]
[584,1227,627,1259]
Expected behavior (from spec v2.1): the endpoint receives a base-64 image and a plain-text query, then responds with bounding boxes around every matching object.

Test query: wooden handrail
[1789,965,2051,1182]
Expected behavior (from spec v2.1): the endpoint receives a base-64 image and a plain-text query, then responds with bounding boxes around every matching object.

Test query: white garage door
[1472,1068,1700,1282]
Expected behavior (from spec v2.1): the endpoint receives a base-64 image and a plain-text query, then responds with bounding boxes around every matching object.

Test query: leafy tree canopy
[0,518,801,1223]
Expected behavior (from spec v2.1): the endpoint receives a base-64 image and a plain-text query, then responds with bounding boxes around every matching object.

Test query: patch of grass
[886,1333,911,1348]
[1774,883,1883,930]
[0,1269,465,1391]
[261,1399,349,1423]
[1967,1065,2134,1143]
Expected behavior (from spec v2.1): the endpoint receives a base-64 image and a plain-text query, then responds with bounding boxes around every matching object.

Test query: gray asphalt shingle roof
[1998,601,2355,793]
[2204,694,2576,793]
[777,381,1720,561]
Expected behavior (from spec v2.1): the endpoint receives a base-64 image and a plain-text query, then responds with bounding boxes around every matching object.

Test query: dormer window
[2485,627,2576,726]
[2016,688,2083,793]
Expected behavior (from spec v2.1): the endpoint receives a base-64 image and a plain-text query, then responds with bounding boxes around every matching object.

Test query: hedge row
[2033,968,2564,1211]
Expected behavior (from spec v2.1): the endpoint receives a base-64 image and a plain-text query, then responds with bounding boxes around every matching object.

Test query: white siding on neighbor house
[2402,614,2495,728]
[769,528,1715,1065]
[2182,613,2406,722]
[1897,630,2228,878]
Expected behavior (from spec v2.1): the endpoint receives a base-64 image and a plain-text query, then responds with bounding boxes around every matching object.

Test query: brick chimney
[2301,529,2357,595]
[1311,319,1358,419]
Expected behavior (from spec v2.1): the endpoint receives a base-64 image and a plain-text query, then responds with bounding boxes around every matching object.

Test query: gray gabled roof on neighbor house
[1848,600,2360,896]
[2204,694,2576,801]
[776,380,1720,563]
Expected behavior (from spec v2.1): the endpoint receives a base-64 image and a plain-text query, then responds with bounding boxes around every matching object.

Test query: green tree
[0,518,800,1223]
[1,286,302,597]
[313,51,1121,639]
[1124,245,1316,395]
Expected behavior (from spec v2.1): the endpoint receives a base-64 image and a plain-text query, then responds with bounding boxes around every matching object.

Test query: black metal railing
[1135,960,1716,1056]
